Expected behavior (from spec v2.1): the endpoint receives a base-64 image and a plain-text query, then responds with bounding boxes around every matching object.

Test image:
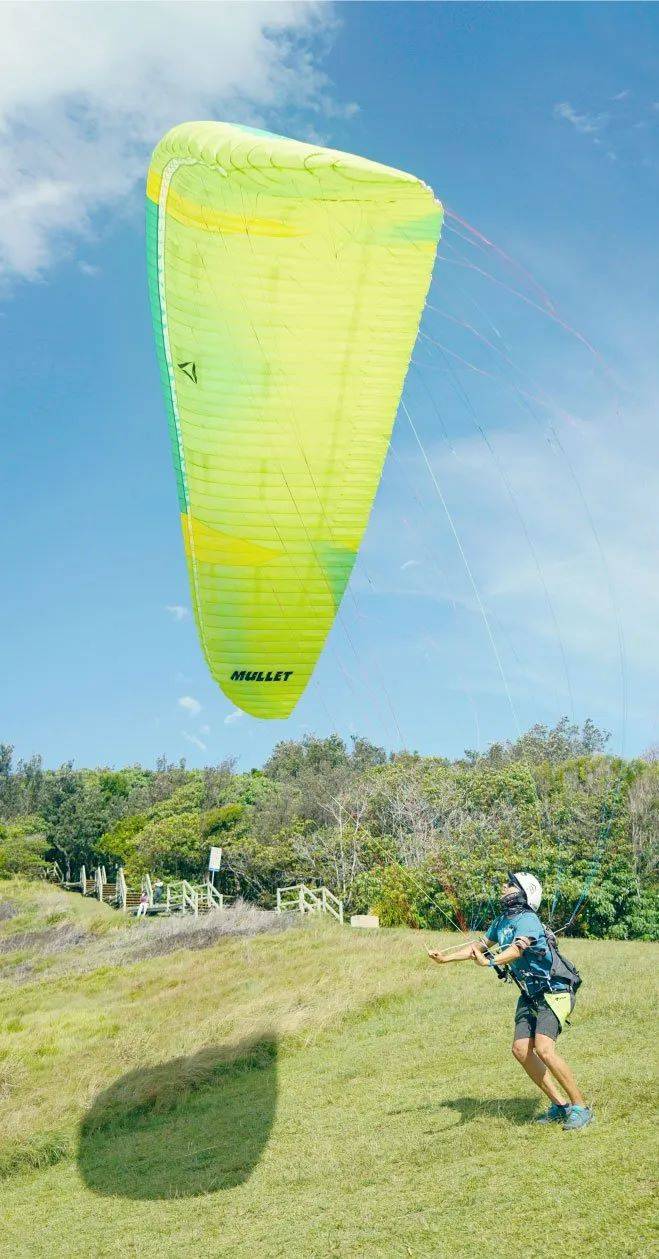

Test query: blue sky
[2,2,658,770]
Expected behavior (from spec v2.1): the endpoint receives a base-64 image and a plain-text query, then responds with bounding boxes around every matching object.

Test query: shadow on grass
[78,1033,278,1199]
[389,1096,539,1126]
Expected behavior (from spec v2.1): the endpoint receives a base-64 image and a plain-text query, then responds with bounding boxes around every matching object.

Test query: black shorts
[514,992,575,1042]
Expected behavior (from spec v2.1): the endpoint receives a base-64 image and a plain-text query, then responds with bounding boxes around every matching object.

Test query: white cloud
[183,731,207,752]
[0,1,339,279]
[78,260,99,277]
[554,101,608,136]
[401,559,422,571]
[178,695,201,717]
[199,723,211,735]
[553,95,659,170]
[166,605,189,621]
[224,709,244,726]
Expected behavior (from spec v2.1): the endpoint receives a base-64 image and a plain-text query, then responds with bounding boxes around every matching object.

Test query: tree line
[0,719,657,939]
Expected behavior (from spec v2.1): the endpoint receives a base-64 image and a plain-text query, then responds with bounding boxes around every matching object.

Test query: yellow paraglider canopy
[147,121,442,718]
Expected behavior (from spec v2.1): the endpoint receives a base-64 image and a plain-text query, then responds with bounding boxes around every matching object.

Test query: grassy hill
[0,880,655,1258]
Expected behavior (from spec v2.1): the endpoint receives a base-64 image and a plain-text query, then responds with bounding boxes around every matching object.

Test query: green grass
[0,880,656,1258]
[0,878,119,929]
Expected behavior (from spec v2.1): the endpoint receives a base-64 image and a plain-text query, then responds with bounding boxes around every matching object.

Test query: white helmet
[510,871,542,911]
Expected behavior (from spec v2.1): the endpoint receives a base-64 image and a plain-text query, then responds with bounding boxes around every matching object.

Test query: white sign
[208,846,222,872]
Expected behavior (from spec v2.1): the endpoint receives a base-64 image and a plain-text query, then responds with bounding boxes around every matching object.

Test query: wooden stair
[52,867,233,918]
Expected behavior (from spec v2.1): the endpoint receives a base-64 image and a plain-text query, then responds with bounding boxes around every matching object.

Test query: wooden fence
[276,883,344,923]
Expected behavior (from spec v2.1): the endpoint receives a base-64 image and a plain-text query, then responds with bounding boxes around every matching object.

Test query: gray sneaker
[534,1103,570,1124]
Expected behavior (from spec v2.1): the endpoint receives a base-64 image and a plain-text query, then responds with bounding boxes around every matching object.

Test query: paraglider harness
[481,924,582,1012]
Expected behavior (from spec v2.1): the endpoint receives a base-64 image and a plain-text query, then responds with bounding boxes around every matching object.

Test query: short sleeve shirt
[485,909,566,997]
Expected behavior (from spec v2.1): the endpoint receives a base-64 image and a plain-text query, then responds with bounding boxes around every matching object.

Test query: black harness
[482,915,582,1005]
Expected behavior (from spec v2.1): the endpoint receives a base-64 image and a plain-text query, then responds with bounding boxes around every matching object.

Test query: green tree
[136,814,205,880]
[0,817,49,878]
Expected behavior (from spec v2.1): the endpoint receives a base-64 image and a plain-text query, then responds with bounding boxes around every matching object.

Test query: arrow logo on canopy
[177,361,197,383]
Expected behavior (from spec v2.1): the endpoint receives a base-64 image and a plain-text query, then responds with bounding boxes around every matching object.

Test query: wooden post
[117,868,127,912]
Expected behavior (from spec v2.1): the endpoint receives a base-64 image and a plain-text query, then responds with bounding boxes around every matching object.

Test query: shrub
[0,819,49,878]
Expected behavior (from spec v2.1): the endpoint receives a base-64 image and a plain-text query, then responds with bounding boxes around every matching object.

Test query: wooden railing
[161,880,181,913]
[51,864,235,920]
[116,867,127,911]
[195,881,232,912]
[181,880,198,916]
[277,884,316,915]
[320,886,344,924]
[276,884,343,923]
[163,880,189,915]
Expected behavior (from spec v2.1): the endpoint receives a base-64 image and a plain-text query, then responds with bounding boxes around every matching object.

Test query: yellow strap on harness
[544,992,573,1029]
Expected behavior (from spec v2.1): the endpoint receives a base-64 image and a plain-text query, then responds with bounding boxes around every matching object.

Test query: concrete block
[350,914,380,929]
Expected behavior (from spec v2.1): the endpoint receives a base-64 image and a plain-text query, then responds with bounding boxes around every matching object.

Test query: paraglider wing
[146,121,442,718]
